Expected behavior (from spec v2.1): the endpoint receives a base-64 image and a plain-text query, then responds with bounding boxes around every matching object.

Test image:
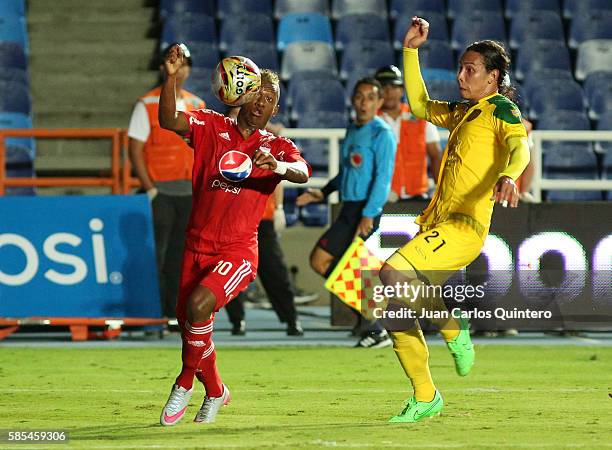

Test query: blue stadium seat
[290,79,346,120]
[225,41,279,72]
[288,70,339,106]
[184,67,213,85]
[331,0,387,20]
[340,40,395,80]
[422,68,456,82]
[336,14,390,51]
[568,11,612,49]
[217,0,272,20]
[447,0,503,19]
[505,0,560,19]
[389,0,446,21]
[161,14,216,48]
[509,11,565,50]
[596,111,612,154]
[588,84,612,120]
[298,111,348,129]
[281,41,338,80]
[278,12,333,51]
[416,40,454,70]
[585,71,612,107]
[219,14,274,52]
[515,39,571,81]
[0,41,26,70]
[536,110,591,153]
[0,80,30,114]
[300,203,329,226]
[159,0,215,19]
[0,16,28,54]
[183,41,218,69]
[296,139,329,169]
[269,93,290,127]
[451,12,506,50]
[522,69,574,98]
[0,111,34,164]
[545,171,603,201]
[282,187,300,226]
[426,79,462,102]
[575,40,612,81]
[563,0,612,19]
[0,0,25,17]
[529,80,585,119]
[5,166,35,196]
[275,0,329,19]
[394,13,448,49]
[0,67,28,87]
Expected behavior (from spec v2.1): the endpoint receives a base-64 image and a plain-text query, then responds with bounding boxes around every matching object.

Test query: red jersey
[182,109,309,254]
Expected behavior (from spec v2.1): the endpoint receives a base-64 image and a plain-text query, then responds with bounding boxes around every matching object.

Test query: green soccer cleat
[446,317,475,376]
[388,391,444,423]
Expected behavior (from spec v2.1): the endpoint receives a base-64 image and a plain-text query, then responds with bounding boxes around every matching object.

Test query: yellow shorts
[386,220,484,286]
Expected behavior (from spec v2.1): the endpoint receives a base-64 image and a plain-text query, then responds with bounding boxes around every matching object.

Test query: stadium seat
[416,40,454,70]
[0,80,30,114]
[515,39,571,81]
[0,16,28,54]
[545,171,603,201]
[521,69,574,98]
[536,110,591,153]
[528,80,585,119]
[288,70,340,106]
[290,79,346,120]
[331,0,388,20]
[543,148,598,177]
[575,40,612,81]
[505,0,560,19]
[281,41,338,81]
[275,0,329,19]
[0,111,34,164]
[159,0,215,19]
[277,12,333,51]
[161,14,216,48]
[224,41,279,72]
[336,14,390,51]
[588,84,612,120]
[0,0,25,18]
[217,0,272,20]
[340,40,395,80]
[300,203,329,226]
[584,72,612,105]
[298,111,348,129]
[183,41,218,69]
[422,68,456,82]
[509,11,565,50]
[596,111,612,153]
[451,12,506,50]
[282,188,300,226]
[447,0,503,19]
[394,13,448,49]
[568,11,612,49]
[0,41,26,70]
[219,14,274,52]
[389,0,446,21]
[426,79,462,102]
[563,0,612,19]
[0,67,28,87]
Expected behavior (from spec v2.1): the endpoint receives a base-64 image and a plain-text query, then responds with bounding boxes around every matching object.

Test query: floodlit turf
[1,345,611,449]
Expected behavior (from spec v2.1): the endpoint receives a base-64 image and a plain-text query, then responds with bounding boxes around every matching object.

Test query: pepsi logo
[219,150,252,182]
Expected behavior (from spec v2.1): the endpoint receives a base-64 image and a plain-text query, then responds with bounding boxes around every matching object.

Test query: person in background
[375,64,442,201]
[127,43,205,319]
[297,77,396,348]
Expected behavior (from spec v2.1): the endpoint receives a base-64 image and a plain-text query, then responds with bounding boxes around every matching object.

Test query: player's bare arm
[403,16,429,49]
[253,148,308,183]
[296,189,324,206]
[491,176,520,208]
[159,44,190,135]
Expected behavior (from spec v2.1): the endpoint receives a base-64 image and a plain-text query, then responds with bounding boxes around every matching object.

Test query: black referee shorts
[316,201,381,259]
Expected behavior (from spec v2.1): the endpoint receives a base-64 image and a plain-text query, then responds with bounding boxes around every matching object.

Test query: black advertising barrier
[330,201,612,331]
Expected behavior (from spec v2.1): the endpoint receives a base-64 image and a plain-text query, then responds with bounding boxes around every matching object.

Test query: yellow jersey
[402,48,529,240]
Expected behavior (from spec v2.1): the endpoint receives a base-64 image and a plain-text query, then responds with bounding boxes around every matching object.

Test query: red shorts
[176,246,257,323]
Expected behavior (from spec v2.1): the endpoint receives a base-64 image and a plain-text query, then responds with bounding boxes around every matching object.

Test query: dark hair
[464,40,515,100]
[352,77,383,97]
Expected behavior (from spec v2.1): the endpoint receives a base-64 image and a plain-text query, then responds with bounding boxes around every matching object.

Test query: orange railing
[0,128,137,195]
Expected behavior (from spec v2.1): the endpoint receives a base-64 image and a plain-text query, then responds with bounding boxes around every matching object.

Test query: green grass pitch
[1,345,611,449]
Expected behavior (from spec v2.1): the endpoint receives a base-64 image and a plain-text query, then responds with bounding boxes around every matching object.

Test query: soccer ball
[211,56,261,106]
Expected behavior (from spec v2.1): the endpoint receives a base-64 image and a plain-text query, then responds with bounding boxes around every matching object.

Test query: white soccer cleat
[160,384,193,426]
[194,384,231,424]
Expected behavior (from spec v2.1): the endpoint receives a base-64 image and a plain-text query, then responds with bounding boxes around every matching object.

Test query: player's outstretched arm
[253,149,309,183]
[158,44,190,135]
[402,17,430,119]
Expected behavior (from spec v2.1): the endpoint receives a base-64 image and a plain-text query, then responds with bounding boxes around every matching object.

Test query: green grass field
[1,345,611,449]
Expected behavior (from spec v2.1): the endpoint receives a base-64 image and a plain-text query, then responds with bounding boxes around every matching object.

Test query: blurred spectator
[375,65,442,201]
[127,43,205,318]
